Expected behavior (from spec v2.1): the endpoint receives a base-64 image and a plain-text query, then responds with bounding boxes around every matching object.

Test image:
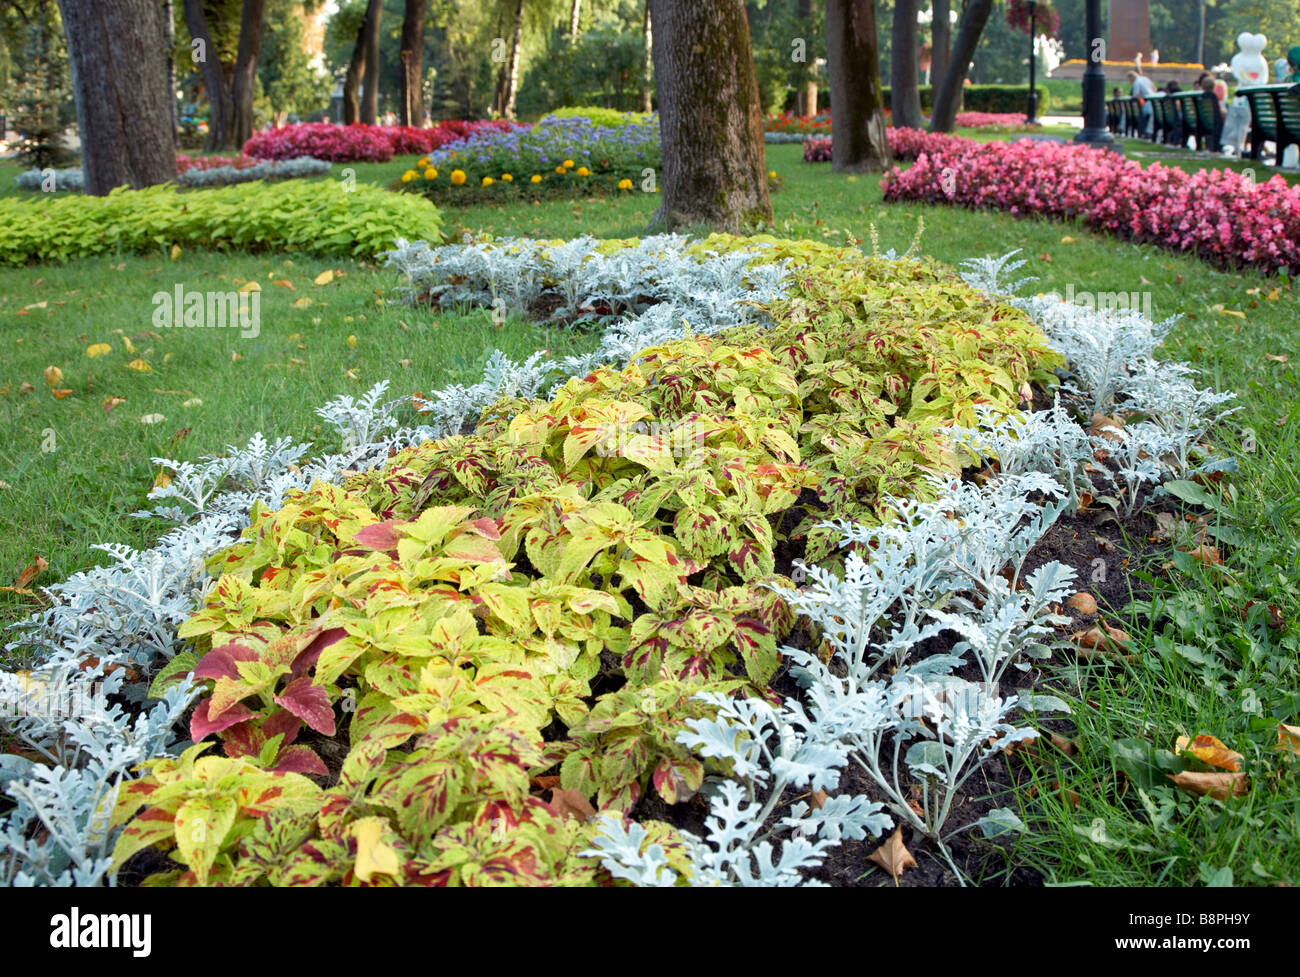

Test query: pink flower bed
[175,154,260,174]
[952,112,1033,130]
[802,128,968,163]
[243,120,527,162]
[880,136,1300,275]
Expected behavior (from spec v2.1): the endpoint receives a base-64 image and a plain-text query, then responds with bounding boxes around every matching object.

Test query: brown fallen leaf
[1167,770,1248,800]
[50,388,73,399]
[530,775,561,792]
[867,827,917,885]
[1090,413,1126,440]
[1066,591,1099,615]
[1277,723,1300,757]
[1186,544,1223,566]
[102,396,126,412]
[546,788,597,823]
[810,788,829,811]
[272,279,296,290]
[1050,733,1078,756]
[1151,511,1179,541]
[1175,734,1244,772]
[43,365,63,386]
[1052,780,1081,808]
[1072,622,1131,651]
[15,555,48,589]
[1264,353,1289,363]
[19,382,34,395]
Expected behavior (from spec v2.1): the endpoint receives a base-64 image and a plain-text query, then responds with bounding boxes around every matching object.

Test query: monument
[1107,0,1151,63]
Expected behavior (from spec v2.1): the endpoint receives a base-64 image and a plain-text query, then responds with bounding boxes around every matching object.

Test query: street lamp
[1073,0,1120,151]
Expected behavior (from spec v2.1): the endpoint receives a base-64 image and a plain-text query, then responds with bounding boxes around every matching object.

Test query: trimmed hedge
[880,84,1052,115]
[0,180,444,265]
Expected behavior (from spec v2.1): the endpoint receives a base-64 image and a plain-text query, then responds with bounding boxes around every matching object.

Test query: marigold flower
[401,170,417,183]
[502,173,513,182]
[482,176,495,187]
[450,169,466,186]
[618,178,634,190]
[531,174,543,183]
[424,168,438,180]
[576,166,590,177]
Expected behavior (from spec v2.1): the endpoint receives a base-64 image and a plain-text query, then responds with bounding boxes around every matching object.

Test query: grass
[1,131,1297,885]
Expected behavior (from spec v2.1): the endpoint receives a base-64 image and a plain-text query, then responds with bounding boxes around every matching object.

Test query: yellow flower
[417,157,429,167]
[482,176,495,187]
[768,170,777,179]
[563,159,575,169]
[401,170,417,183]
[501,173,513,182]
[530,174,543,184]
[424,167,438,180]
[618,178,634,190]
[450,169,466,186]
[576,166,590,177]
[555,165,566,175]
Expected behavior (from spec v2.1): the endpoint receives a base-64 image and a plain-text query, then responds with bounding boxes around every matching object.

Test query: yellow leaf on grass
[181,397,202,408]
[867,826,917,884]
[352,817,399,883]
[170,244,182,261]
[313,269,335,286]
[1168,770,1248,800]
[140,413,166,425]
[15,554,48,589]
[1276,723,1300,756]
[125,359,152,373]
[292,296,313,309]
[1060,235,1079,243]
[86,343,111,358]
[272,279,295,290]
[43,365,63,386]
[238,280,261,294]
[102,396,125,412]
[1175,734,1244,772]
[346,335,357,349]
[122,335,136,354]
[50,388,73,399]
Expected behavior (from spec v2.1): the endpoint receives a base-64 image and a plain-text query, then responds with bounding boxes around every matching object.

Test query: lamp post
[1026,1,1038,124]
[1073,0,1120,150]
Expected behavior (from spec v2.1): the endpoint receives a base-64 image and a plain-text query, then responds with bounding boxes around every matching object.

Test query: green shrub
[0,180,444,265]
[545,106,652,128]
[880,83,1052,115]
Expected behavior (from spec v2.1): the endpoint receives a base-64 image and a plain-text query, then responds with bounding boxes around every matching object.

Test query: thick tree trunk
[826,0,889,172]
[400,0,429,125]
[890,0,924,128]
[928,0,992,132]
[230,0,264,149]
[361,0,382,125]
[57,0,175,195]
[568,0,582,42]
[639,1,653,113]
[501,0,524,120]
[646,0,771,232]
[343,13,366,124]
[182,0,233,150]
[930,0,950,94]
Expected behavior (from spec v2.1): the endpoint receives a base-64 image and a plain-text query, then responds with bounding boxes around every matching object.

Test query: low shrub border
[0,180,443,265]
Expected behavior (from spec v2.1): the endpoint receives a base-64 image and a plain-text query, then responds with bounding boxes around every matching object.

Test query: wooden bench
[1160,90,1221,152]
[1106,97,1122,134]
[1237,83,1300,165]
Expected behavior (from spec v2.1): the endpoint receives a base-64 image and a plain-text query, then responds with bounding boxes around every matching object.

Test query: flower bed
[398,113,661,203]
[175,154,261,174]
[0,232,1237,886]
[765,110,834,136]
[242,121,521,163]
[802,128,969,164]
[952,111,1035,130]
[880,136,1300,275]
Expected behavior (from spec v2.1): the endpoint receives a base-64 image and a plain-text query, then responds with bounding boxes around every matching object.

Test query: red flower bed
[879,136,1300,275]
[952,112,1034,130]
[175,154,260,174]
[802,129,968,163]
[243,120,527,162]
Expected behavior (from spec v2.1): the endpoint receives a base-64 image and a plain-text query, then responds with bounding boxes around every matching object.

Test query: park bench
[1106,97,1122,134]
[1166,89,1222,152]
[1237,83,1300,166]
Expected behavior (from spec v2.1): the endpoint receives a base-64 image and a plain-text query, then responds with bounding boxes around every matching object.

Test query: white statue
[1221,32,1268,157]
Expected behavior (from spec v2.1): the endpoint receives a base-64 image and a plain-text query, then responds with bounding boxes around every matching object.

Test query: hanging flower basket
[1006,0,1060,38]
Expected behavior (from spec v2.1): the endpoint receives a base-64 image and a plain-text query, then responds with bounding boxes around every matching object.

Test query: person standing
[1128,69,1157,136]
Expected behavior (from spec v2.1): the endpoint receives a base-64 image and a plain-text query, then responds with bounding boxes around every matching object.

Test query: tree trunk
[646,0,771,232]
[500,0,524,121]
[57,0,175,195]
[361,0,382,125]
[163,0,177,144]
[182,0,233,150]
[568,0,582,42]
[930,0,950,94]
[795,0,817,115]
[400,0,429,126]
[230,0,264,149]
[890,0,924,128]
[343,12,366,124]
[1195,0,1205,67]
[928,0,991,132]
[639,1,653,113]
[825,0,889,172]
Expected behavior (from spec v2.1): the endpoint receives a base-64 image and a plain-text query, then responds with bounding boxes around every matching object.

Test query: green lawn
[1,136,1296,885]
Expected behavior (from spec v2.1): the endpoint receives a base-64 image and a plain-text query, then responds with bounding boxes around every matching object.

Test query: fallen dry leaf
[546,788,597,823]
[169,244,182,261]
[1066,592,1099,615]
[181,397,202,408]
[231,351,243,362]
[139,413,166,425]
[121,335,136,354]
[238,280,261,294]
[1152,511,1179,541]
[1187,544,1222,566]
[1072,622,1131,651]
[1277,723,1300,757]
[1167,770,1248,800]
[1050,733,1078,756]
[50,388,73,399]
[85,343,111,358]
[810,788,829,811]
[42,365,63,386]
[867,827,917,885]
[19,382,34,395]
[1052,780,1081,808]
[1060,235,1078,244]
[272,279,295,290]
[101,396,126,412]
[1175,734,1244,772]
[1264,353,1288,363]
[1090,413,1125,441]
[124,359,152,373]
[314,269,335,286]
[292,296,313,309]
[15,555,48,589]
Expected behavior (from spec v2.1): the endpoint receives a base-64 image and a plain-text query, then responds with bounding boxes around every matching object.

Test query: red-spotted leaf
[653,757,704,804]
[291,626,347,680]
[191,699,258,741]
[193,642,259,682]
[274,677,336,735]
[270,745,329,776]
